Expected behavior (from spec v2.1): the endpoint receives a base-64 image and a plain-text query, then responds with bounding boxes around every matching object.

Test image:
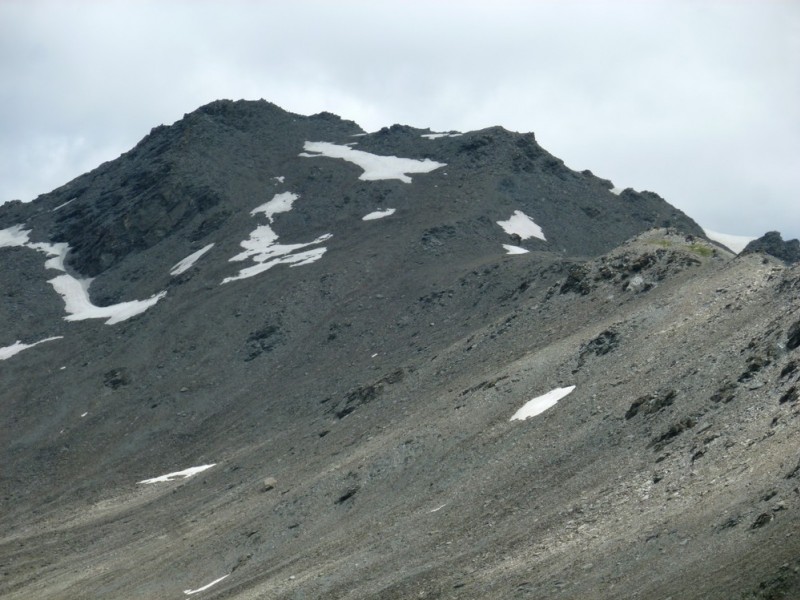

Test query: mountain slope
[1,100,798,599]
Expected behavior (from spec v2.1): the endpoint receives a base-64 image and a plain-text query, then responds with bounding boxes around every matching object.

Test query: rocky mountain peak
[742,230,800,264]
[1,101,798,600]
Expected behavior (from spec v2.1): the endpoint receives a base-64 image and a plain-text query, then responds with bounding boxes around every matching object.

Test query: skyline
[1,1,798,239]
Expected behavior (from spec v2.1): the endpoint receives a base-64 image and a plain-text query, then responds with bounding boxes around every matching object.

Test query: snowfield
[252,191,298,222]
[703,228,755,254]
[362,208,396,221]
[301,141,445,183]
[0,225,167,324]
[49,275,166,325]
[503,244,529,255]
[510,386,576,420]
[0,336,63,361]
[171,244,215,276]
[421,132,463,139]
[138,464,216,484]
[222,193,331,284]
[497,210,546,241]
[184,575,229,595]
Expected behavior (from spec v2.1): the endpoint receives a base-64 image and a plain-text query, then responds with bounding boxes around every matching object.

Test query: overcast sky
[1,0,798,239]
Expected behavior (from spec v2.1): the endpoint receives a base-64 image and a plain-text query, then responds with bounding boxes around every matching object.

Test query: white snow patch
[510,386,575,421]
[228,229,331,266]
[49,275,166,325]
[610,187,625,195]
[497,210,546,241]
[184,575,229,595]
[421,132,463,139]
[273,176,285,183]
[301,141,445,183]
[139,464,216,485]
[362,208,396,221]
[81,412,88,417]
[503,244,529,255]
[52,198,76,211]
[171,243,214,276]
[430,503,447,513]
[0,336,63,361]
[39,242,70,271]
[703,228,755,254]
[0,224,31,247]
[1,225,166,324]
[222,247,328,284]
[252,192,298,222]
[223,193,330,284]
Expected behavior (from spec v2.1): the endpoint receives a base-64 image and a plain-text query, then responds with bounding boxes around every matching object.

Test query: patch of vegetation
[688,243,714,257]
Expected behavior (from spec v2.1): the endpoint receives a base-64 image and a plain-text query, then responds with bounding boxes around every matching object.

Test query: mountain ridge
[1,100,798,599]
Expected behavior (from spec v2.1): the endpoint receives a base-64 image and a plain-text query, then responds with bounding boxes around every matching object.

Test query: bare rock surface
[1,101,798,599]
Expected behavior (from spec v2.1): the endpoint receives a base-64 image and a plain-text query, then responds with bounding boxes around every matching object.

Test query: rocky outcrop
[742,230,800,264]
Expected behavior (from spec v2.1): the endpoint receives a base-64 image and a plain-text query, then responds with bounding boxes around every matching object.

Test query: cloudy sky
[1,0,798,239]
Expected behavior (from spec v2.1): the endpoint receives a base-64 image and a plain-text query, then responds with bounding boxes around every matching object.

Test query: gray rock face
[1,102,798,600]
[742,230,800,264]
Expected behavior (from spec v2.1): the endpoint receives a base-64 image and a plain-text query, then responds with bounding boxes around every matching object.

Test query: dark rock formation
[742,231,800,264]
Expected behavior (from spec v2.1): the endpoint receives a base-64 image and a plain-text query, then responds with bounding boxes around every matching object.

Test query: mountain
[1,99,798,599]
[742,231,800,264]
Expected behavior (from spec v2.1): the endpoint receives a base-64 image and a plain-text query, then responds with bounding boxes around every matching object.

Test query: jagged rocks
[649,416,696,449]
[244,323,283,361]
[778,386,798,404]
[742,231,800,264]
[330,368,405,419]
[103,368,131,389]
[787,320,800,351]
[581,330,619,358]
[625,389,677,419]
[751,512,774,529]
[555,229,714,298]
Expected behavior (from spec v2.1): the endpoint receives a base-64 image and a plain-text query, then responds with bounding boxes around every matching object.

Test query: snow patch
[510,386,575,421]
[39,243,70,271]
[421,132,463,139]
[138,464,216,484]
[503,244,529,255]
[52,198,76,211]
[497,211,546,241]
[222,193,330,284]
[703,228,755,254]
[0,336,63,361]
[171,244,214,276]
[273,176,285,183]
[1,225,166,324]
[184,575,229,595]
[362,208,396,221]
[252,191,298,222]
[48,275,165,325]
[610,187,625,195]
[301,141,445,183]
[0,224,30,247]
